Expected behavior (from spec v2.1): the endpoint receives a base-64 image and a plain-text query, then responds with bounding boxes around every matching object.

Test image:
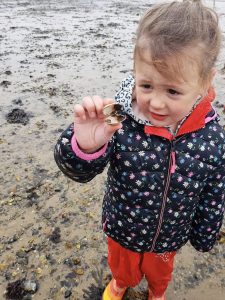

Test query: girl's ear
[202,67,217,94]
[209,67,217,83]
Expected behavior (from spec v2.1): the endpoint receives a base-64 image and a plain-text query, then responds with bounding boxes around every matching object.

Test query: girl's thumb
[105,122,123,136]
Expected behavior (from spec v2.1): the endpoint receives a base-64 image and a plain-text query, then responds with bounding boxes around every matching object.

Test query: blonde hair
[134,0,221,85]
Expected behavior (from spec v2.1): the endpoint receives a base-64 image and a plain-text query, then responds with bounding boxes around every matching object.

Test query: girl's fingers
[92,96,116,118]
[74,104,86,121]
[103,98,115,106]
[74,96,116,122]
[82,96,98,119]
[92,95,105,117]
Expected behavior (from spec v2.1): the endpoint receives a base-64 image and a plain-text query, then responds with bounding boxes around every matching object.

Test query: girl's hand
[73,96,122,153]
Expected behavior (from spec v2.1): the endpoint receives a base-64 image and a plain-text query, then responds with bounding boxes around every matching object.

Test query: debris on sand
[49,103,62,113]
[0,0,225,299]
[217,229,225,244]
[83,284,104,299]
[12,98,23,106]
[5,279,38,300]
[49,227,61,243]
[6,108,30,125]
[0,80,11,87]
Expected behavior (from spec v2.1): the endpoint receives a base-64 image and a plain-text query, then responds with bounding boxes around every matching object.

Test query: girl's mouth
[150,112,168,121]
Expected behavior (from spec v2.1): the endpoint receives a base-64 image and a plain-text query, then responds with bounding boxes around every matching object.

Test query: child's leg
[141,251,176,297]
[107,237,143,288]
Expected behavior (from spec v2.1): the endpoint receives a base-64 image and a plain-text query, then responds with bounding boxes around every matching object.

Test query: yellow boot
[102,279,127,300]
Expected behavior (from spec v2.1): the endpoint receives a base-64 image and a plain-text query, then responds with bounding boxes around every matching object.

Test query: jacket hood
[115,74,217,140]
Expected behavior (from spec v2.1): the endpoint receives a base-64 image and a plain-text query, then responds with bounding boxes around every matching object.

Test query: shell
[103,103,126,125]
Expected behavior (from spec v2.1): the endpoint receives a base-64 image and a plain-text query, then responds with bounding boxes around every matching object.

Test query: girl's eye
[141,84,151,89]
[168,89,180,95]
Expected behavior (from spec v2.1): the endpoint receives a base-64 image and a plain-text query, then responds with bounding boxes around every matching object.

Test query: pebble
[0,80,11,87]
[6,234,19,244]
[12,98,23,105]
[23,280,38,293]
[16,250,27,258]
[64,289,72,298]
[5,279,38,299]
[49,227,61,243]
[60,280,72,288]
[0,1,225,299]
[31,229,39,236]
[65,272,76,279]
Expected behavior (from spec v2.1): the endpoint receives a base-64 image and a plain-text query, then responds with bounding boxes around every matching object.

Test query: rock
[47,73,56,78]
[17,257,29,266]
[49,103,61,113]
[82,284,104,300]
[49,227,61,243]
[5,279,26,299]
[16,250,27,258]
[72,258,81,265]
[26,191,40,206]
[6,108,30,125]
[207,265,215,273]
[220,64,225,73]
[0,263,8,271]
[42,207,54,220]
[31,229,39,236]
[64,258,75,267]
[64,289,72,298]
[214,100,224,108]
[64,257,81,268]
[6,234,19,244]
[74,268,84,275]
[23,280,38,293]
[23,295,32,300]
[60,280,72,288]
[65,272,76,279]
[0,80,11,87]
[35,120,47,129]
[5,272,12,280]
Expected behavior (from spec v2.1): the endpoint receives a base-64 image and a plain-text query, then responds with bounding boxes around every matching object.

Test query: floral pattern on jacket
[54,75,225,253]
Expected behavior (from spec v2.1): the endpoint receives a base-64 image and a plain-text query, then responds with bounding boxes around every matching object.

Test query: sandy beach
[0,0,225,299]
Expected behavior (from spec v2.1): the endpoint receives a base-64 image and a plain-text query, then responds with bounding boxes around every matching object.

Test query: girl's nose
[149,92,166,110]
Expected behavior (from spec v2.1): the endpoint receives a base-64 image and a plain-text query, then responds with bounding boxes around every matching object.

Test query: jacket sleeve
[190,161,225,252]
[54,124,114,183]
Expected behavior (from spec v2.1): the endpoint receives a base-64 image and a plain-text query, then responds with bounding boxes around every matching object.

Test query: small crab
[103,103,126,125]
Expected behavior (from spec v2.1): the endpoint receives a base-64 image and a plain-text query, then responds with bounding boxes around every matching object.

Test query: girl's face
[134,55,209,131]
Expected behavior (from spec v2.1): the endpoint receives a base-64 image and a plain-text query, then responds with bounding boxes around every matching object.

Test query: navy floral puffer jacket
[54,75,225,253]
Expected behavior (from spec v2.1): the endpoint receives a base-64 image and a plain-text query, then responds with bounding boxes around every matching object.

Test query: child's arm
[190,162,225,252]
[54,124,115,182]
[54,96,122,183]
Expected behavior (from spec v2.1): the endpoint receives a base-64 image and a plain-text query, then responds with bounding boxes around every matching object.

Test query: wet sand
[0,1,225,299]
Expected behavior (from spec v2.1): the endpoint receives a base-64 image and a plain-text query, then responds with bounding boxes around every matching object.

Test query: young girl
[54,0,225,299]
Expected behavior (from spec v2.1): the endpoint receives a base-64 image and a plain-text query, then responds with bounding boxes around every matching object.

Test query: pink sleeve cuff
[71,134,108,160]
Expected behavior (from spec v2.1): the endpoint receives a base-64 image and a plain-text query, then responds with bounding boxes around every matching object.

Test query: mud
[0,1,225,300]
[6,108,31,125]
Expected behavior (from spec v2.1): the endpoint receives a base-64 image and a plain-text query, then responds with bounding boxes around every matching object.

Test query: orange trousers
[107,237,176,297]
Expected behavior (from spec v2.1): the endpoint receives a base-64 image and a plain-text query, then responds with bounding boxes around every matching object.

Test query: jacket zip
[150,141,174,252]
